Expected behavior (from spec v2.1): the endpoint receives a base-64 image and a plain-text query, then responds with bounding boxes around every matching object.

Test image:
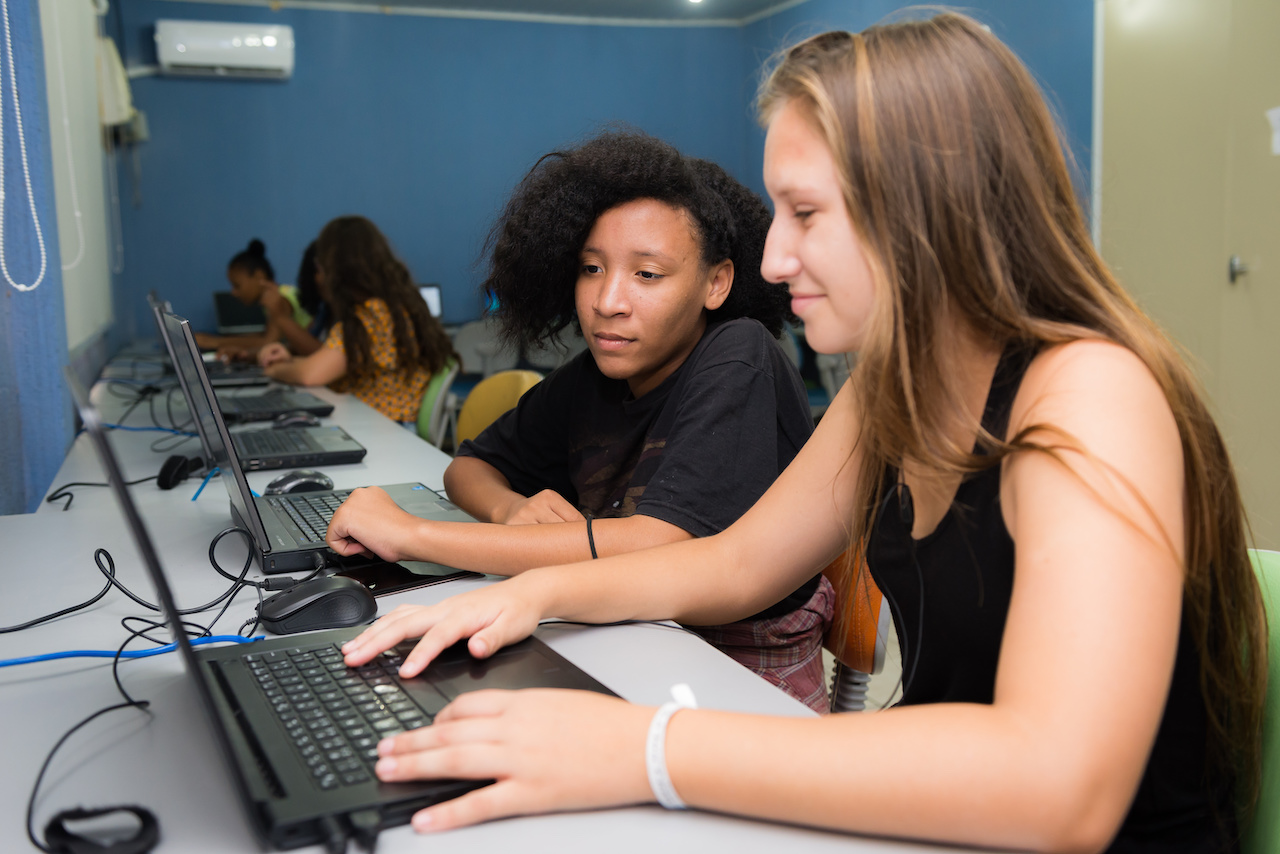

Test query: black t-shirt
[457,317,819,615]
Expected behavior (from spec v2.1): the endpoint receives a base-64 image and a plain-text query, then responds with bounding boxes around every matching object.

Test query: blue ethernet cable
[0,634,264,668]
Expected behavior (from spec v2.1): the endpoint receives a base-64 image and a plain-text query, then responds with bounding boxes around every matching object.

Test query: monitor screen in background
[419,285,442,318]
[213,291,267,335]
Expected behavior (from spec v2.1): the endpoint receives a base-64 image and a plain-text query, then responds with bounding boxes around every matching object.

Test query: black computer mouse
[273,411,321,429]
[264,469,334,495]
[258,575,378,635]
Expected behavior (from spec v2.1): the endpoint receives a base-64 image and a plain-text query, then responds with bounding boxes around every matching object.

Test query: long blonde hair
[759,13,1265,805]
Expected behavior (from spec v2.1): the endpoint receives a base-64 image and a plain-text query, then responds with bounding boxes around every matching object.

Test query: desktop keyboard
[237,429,311,456]
[245,642,431,790]
[270,491,352,543]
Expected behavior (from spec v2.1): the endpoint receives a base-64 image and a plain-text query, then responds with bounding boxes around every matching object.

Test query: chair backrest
[1245,548,1280,854]
[524,328,588,372]
[815,352,853,404]
[416,359,459,447]
[450,318,518,378]
[822,547,889,713]
[822,547,886,674]
[454,369,543,446]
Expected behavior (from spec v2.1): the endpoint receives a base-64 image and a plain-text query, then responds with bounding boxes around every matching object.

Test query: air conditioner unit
[154,20,294,80]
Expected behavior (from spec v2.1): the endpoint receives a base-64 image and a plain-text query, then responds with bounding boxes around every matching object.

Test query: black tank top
[865,344,1237,853]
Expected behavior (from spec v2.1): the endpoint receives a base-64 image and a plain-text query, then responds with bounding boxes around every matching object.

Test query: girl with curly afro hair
[327,131,835,711]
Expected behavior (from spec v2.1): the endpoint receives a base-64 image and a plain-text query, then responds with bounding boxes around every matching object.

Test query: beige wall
[40,0,114,352]
[1100,0,1280,546]
[1100,0,1230,392]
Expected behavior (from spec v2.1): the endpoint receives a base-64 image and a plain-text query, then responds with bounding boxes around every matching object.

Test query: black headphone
[156,455,204,490]
[44,805,159,854]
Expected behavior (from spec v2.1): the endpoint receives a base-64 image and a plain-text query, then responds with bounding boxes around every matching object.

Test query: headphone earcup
[157,454,200,490]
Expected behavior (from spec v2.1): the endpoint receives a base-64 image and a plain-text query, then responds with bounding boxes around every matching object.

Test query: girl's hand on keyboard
[341,574,546,675]
[257,342,291,368]
[326,486,419,562]
[374,688,653,832]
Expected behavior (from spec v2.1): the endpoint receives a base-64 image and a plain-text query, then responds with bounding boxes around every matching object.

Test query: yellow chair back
[454,369,543,446]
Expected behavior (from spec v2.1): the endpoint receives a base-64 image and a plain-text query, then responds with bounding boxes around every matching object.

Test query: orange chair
[822,547,890,712]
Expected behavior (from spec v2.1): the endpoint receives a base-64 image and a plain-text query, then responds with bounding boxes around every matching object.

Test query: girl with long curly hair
[260,216,455,424]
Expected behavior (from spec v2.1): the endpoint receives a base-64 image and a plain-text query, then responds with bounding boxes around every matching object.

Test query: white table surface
[0,371,982,853]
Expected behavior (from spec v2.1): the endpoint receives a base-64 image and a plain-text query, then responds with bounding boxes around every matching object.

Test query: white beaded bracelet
[646,683,698,810]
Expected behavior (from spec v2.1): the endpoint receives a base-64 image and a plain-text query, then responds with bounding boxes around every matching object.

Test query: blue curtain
[0,0,70,514]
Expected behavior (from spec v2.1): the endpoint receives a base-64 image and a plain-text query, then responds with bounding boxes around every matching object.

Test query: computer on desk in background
[147,291,269,388]
[214,289,268,334]
[418,284,442,318]
[165,310,475,575]
[156,309,366,472]
[154,308,333,423]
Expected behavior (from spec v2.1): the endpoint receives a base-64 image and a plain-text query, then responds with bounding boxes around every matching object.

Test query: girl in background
[260,216,455,424]
[196,238,322,359]
[336,14,1266,853]
[293,240,332,341]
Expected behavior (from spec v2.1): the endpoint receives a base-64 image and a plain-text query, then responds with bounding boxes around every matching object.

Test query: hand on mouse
[326,486,423,563]
[374,688,653,833]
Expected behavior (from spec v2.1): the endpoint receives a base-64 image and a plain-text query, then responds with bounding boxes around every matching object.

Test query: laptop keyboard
[268,491,353,543]
[237,429,311,456]
[245,642,430,790]
[230,391,303,412]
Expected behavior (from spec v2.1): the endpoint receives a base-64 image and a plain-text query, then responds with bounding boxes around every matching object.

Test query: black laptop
[149,303,332,423]
[214,289,268,334]
[158,310,367,472]
[212,383,335,424]
[146,291,269,388]
[67,370,616,852]
[169,310,476,575]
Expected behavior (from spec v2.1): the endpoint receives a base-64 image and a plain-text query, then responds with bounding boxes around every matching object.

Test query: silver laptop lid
[161,310,274,559]
[153,304,217,461]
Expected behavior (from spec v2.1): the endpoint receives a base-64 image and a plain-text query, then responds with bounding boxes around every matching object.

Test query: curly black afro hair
[481,130,792,352]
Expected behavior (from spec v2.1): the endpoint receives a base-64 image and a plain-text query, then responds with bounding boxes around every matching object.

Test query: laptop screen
[214,291,267,334]
[418,285,442,318]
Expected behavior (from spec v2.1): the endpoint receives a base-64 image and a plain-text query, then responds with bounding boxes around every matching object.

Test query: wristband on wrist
[585,515,598,559]
[646,683,698,810]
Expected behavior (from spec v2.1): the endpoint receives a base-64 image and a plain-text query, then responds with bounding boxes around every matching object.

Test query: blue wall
[113,2,756,336]
[111,1,1094,342]
[1,0,71,514]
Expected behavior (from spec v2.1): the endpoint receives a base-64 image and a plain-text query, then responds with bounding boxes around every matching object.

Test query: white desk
[1,377,984,853]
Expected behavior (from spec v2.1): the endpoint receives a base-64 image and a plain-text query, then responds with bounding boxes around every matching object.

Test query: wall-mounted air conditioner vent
[154,20,294,80]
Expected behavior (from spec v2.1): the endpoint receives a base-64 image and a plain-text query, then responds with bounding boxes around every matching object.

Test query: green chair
[1245,548,1280,854]
[416,358,459,448]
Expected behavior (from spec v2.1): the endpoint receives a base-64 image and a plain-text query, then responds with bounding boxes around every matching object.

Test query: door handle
[1229,255,1249,284]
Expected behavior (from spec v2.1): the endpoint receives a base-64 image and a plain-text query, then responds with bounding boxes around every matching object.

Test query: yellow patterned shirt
[325,299,430,422]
